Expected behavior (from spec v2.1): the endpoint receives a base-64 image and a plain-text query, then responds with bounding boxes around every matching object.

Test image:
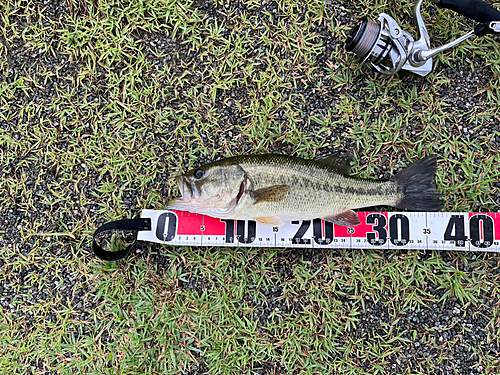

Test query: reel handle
[434,0,500,23]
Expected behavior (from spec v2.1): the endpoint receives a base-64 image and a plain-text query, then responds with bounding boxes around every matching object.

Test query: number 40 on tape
[137,210,500,252]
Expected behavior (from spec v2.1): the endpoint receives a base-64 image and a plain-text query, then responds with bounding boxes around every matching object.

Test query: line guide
[137,210,500,252]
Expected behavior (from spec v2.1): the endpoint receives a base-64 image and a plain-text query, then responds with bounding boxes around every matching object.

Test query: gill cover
[167,163,248,217]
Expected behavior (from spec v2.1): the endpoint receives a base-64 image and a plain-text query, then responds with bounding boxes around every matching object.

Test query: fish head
[167,162,247,217]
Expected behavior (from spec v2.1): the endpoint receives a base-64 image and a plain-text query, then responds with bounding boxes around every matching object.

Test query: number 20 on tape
[137,210,500,252]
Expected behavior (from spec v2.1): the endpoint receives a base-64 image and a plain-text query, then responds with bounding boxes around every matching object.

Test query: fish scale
[234,159,399,221]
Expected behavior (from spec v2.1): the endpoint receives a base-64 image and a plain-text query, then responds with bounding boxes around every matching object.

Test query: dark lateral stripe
[262,175,394,197]
[328,182,397,197]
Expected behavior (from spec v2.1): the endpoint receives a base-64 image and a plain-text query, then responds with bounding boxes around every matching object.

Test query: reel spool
[345,17,412,75]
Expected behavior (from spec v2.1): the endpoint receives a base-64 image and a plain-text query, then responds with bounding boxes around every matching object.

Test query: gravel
[1,0,500,373]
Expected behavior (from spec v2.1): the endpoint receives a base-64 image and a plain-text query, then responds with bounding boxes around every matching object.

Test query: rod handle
[434,0,500,23]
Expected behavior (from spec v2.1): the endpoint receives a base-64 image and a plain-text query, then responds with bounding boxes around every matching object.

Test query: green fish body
[167,154,442,227]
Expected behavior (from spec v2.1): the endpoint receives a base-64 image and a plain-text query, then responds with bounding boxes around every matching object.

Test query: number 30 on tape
[137,210,500,251]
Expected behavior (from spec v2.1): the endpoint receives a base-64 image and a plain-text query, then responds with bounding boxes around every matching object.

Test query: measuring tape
[139,209,499,251]
[92,210,500,260]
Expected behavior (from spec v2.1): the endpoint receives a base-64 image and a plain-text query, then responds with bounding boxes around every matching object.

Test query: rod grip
[434,0,500,22]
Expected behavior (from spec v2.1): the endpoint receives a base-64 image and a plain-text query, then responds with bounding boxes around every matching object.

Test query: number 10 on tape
[137,210,500,251]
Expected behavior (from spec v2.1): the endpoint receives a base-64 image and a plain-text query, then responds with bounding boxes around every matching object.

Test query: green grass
[1,0,500,373]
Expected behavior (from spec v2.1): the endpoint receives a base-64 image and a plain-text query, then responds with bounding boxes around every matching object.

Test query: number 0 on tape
[137,210,500,252]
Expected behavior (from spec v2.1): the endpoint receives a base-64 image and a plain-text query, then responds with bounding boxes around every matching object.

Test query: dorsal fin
[315,154,352,175]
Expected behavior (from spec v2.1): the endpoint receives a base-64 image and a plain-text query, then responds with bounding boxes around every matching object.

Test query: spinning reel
[345,0,500,76]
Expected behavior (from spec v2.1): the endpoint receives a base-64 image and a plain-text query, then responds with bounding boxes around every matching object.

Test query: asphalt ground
[1,0,500,374]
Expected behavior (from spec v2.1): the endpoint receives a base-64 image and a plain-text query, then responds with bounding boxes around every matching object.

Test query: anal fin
[255,216,285,227]
[323,210,361,227]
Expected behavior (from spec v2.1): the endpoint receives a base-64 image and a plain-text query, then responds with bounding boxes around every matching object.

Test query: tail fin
[391,155,443,211]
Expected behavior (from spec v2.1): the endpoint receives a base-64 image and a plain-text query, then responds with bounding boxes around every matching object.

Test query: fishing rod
[345,0,500,76]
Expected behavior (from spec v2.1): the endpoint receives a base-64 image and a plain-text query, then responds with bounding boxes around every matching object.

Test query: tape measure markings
[137,210,500,252]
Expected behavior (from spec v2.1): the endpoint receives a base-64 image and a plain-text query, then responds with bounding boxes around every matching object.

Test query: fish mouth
[177,176,200,203]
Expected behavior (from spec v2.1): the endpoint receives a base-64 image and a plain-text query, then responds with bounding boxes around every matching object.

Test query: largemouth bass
[166,154,443,227]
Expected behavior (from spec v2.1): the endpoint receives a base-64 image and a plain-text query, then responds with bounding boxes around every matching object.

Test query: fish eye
[194,169,204,179]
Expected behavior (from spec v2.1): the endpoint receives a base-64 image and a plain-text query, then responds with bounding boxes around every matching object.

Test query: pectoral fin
[323,209,361,227]
[255,216,285,227]
[251,185,290,203]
